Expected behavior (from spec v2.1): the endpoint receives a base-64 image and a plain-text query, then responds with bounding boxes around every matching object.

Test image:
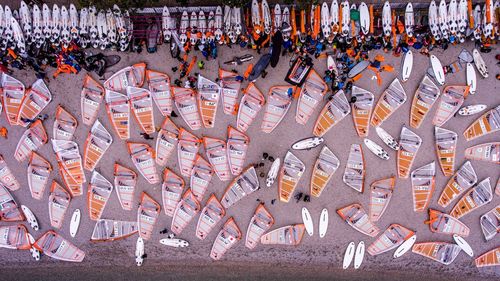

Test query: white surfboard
[69,4,79,39]
[457,0,467,33]
[466,63,476,95]
[429,1,440,40]
[70,209,81,238]
[458,104,487,116]
[319,208,329,238]
[393,234,417,258]
[266,157,281,187]
[232,7,242,36]
[382,1,392,37]
[430,55,445,85]
[321,2,331,38]
[341,0,350,37]
[354,241,365,269]
[359,2,370,35]
[453,234,473,257]
[302,207,314,236]
[159,238,189,248]
[292,137,324,150]
[136,237,144,266]
[363,139,390,160]
[331,0,339,37]
[262,0,271,34]
[405,3,414,37]
[28,233,40,261]
[448,0,458,35]
[327,55,335,71]
[375,127,399,151]
[472,49,489,78]
[21,205,39,231]
[401,50,413,82]
[343,242,356,269]
[438,0,449,39]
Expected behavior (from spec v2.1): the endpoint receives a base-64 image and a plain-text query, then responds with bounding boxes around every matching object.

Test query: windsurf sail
[48,181,71,229]
[196,194,225,240]
[397,126,422,178]
[1,73,25,125]
[369,176,396,222]
[103,62,146,92]
[114,163,137,211]
[343,144,365,193]
[219,68,242,115]
[450,178,493,219]
[83,120,113,171]
[437,161,477,208]
[426,209,470,237]
[412,242,461,265]
[227,126,249,176]
[221,166,259,208]
[87,171,113,221]
[411,162,436,212]
[351,86,374,137]
[261,86,293,133]
[367,224,415,256]
[53,105,78,141]
[237,82,265,132]
[17,79,52,127]
[27,152,52,199]
[409,76,440,129]
[203,136,230,181]
[480,205,500,241]
[156,117,179,166]
[312,90,350,137]
[137,192,160,240]
[463,105,500,141]
[296,69,328,125]
[172,86,202,131]
[162,168,184,217]
[279,151,305,202]
[191,155,214,201]
[15,120,47,162]
[433,85,470,127]
[435,127,457,176]
[371,78,407,127]
[127,142,159,184]
[464,142,499,163]
[260,224,306,246]
[197,75,221,128]
[171,189,200,235]
[105,89,130,140]
[51,140,86,196]
[34,230,85,262]
[245,203,274,249]
[177,128,201,177]
[91,219,138,242]
[146,69,173,117]
[127,86,155,134]
[0,185,25,221]
[81,74,104,126]
[210,217,241,260]
[0,225,31,250]
[0,155,20,191]
[475,247,500,267]
[337,203,380,237]
[310,146,340,198]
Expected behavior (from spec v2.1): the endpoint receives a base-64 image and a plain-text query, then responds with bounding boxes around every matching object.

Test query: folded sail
[0,185,25,221]
[434,127,457,176]
[475,247,500,267]
[222,166,260,208]
[114,163,137,211]
[191,155,214,201]
[0,155,20,191]
[81,74,104,126]
[91,219,138,242]
[83,120,113,171]
[172,86,202,131]
[0,225,31,250]
[105,89,130,140]
[369,176,396,222]
[351,86,374,137]
[246,203,274,249]
[171,189,200,235]
[367,224,415,256]
[18,79,52,127]
[411,162,436,212]
[146,69,172,116]
[463,105,500,141]
[210,217,241,260]
[296,69,328,125]
[87,171,113,221]
[34,230,85,262]
[1,73,25,125]
[237,82,265,132]
[397,126,422,178]
[437,161,477,207]
[51,140,85,196]
[227,126,249,176]
[464,142,499,164]
[409,75,440,129]
[260,224,305,246]
[177,128,201,177]
[426,209,470,236]
[371,78,406,127]
[162,168,185,217]
[412,242,461,265]
[197,75,221,128]
[27,152,52,199]
[15,120,47,162]
[204,136,230,181]
[219,68,242,115]
[310,146,339,197]
[53,105,77,141]
[261,86,293,133]
[343,144,365,193]
[156,117,179,166]
[450,178,493,219]
[480,205,500,241]
[103,62,146,92]
[196,194,225,240]
[336,203,380,237]
[48,181,71,229]
[279,151,305,202]
[127,142,159,184]
[127,86,155,134]
[137,192,160,240]
[312,90,350,137]
[433,85,469,126]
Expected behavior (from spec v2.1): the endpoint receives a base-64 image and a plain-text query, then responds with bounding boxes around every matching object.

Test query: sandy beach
[1,39,499,281]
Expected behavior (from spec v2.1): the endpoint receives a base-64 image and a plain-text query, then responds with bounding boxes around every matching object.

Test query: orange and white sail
[15,120,47,162]
[105,89,130,140]
[1,73,25,125]
[310,146,340,197]
[464,142,499,164]
[426,209,470,237]
[409,75,440,129]
[227,126,249,176]
[156,117,179,166]
[146,69,173,116]
[434,127,457,176]
[34,230,85,262]
[351,86,374,137]
[83,120,113,171]
[343,144,365,193]
[81,74,104,126]
[51,140,86,196]
[432,85,470,127]
[367,224,415,256]
[437,161,477,208]
[369,176,396,222]
[127,86,155,134]
[196,194,225,240]
[219,68,242,115]
[103,62,146,92]
[0,225,31,250]
[197,75,221,128]
[0,155,20,191]
[27,152,52,199]
[397,126,422,178]
[53,105,77,141]
[260,224,306,246]
[261,86,293,133]
[48,181,71,229]
[172,86,202,130]
[481,205,500,241]
[463,105,500,141]
[279,151,305,202]
[162,168,185,217]
[371,78,407,127]
[411,162,436,212]
[245,203,274,249]
[137,192,160,240]
[237,82,265,132]
[0,185,25,221]
[337,203,380,237]
[296,69,328,125]
[91,219,138,242]
[17,79,52,127]
[87,171,113,221]
[221,166,260,208]
[210,217,241,260]
[204,136,231,181]
[127,142,159,184]
[171,189,200,235]
[475,247,500,267]
[450,177,492,219]
[412,242,461,265]
[312,89,350,137]
[191,155,214,201]
[114,163,137,211]
[177,128,200,177]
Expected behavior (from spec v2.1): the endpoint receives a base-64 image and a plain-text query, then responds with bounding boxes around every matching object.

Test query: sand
[0,41,499,281]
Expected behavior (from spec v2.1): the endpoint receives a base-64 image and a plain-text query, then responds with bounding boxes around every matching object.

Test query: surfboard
[60,5,70,47]
[448,0,458,34]
[430,55,445,85]
[343,242,356,269]
[382,1,392,37]
[359,2,370,35]
[401,51,413,82]
[457,0,468,33]
[214,6,223,42]
[411,162,436,212]
[301,207,314,236]
[70,209,81,237]
[465,63,477,95]
[179,11,189,45]
[405,3,414,37]
[42,4,52,39]
[319,208,329,238]
[354,242,365,269]
[20,1,32,41]
[273,4,282,34]
[160,238,190,248]
[472,5,482,40]
[472,49,489,78]
[438,0,449,39]
[135,237,144,266]
[348,60,370,78]
[28,233,41,261]
[331,0,340,37]
[363,139,389,160]
[292,137,324,150]
[369,176,396,222]
[393,234,417,258]
[33,4,43,47]
[453,234,473,257]
[397,126,422,178]
[266,157,280,187]
[245,203,274,249]
[433,85,470,127]
[69,4,78,40]
[341,0,350,37]
[410,75,440,129]
[458,104,487,116]
[371,78,406,127]
[313,90,350,137]
[79,8,89,48]
[321,2,331,38]
[21,205,39,231]
[51,4,61,43]
[429,1,441,40]
[262,0,271,34]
